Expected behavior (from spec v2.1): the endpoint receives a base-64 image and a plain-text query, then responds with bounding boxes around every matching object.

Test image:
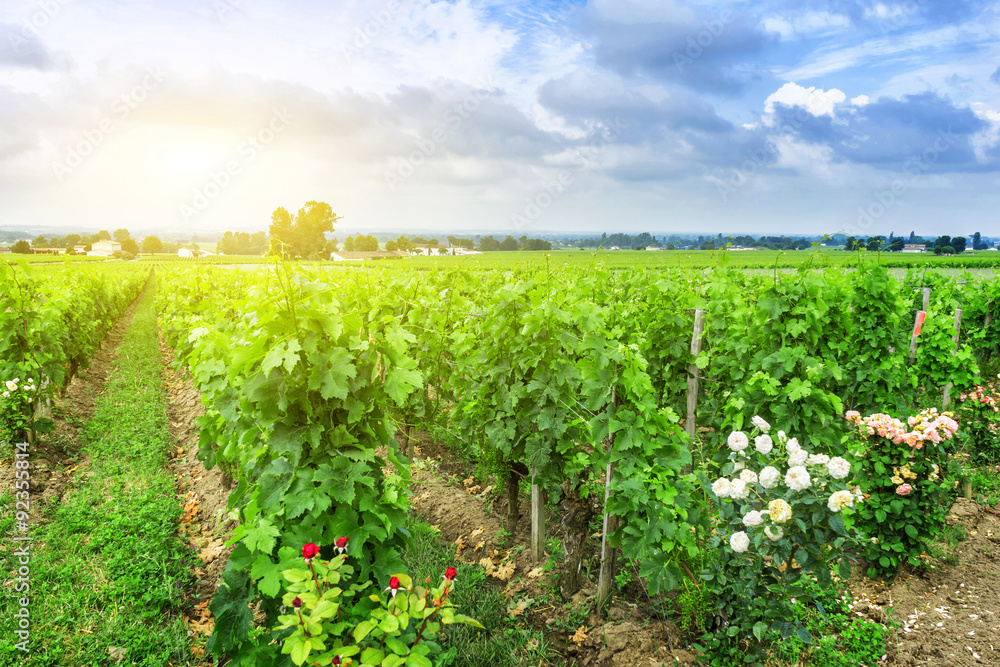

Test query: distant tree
[120,237,140,255]
[447,236,474,249]
[268,201,340,258]
[343,237,355,252]
[700,240,714,250]
[395,236,413,251]
[845,236,858,251]
[866,236,886,252]
[909,231,916,242]
[386,240,398,252]
[12,240,31,254]
[973,232,984,250]
[479,236,500,251]
[90,230,111,243]
[499,235,518,251]
[32,235,48,247]
[113,229,131,243]
[354,235,379,252]
[952,237,967,253]
[890,238,905,252]
[142,236,163,254]
[934,235,951,249]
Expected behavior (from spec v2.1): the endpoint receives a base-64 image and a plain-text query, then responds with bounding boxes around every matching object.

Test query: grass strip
[402,519,552,666]
[0,285,194,666]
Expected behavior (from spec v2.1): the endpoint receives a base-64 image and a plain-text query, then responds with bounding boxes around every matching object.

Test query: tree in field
[952,237,967,253]
[268,201,340,258]
[32,236,48,247]
[89,230,111,244]
[142,236,164,254]
[866,236,886,252]
[890,238,905,252]
[934,235,951,249]
[120,237,140,255]
[113,229,131,243]
[343,237,355,252]
[499,235,518,251]
[353,234,379,252]
[385,240,398,252]
[973,232,986,250]
[479,235,500,251]
[12,240,31,253]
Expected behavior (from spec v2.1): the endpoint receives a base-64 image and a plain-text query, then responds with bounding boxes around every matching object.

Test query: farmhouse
[32,247,66,255]
[902,244,926,253]
[0,245,11,254]
[89,240,122,256]
[177,248,215,258]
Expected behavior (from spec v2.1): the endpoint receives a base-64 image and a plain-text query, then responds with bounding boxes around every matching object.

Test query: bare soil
[849,498,1000,666]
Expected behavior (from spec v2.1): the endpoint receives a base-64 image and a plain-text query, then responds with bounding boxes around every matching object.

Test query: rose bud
[335,536,349,554]
[332,657,342,666]
[385,575,401,597]
[444,567,457,582]
[292,597,302,609]
[302,543,320,561]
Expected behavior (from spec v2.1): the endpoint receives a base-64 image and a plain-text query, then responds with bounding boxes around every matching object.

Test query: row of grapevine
[0,261,148,443]
[156,259,1000,664]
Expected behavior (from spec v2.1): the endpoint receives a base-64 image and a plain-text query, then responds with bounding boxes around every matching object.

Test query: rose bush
[276,541,483,666]
[846,408,959,577]
[701,416,866,656]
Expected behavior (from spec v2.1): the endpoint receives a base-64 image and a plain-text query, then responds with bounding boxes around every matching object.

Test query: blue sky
[1,0,999,237]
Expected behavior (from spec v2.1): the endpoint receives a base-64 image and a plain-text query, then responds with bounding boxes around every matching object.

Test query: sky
[1,0,1000,238]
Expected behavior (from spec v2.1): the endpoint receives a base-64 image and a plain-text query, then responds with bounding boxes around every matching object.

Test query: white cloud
[762,11,850,39]
[763,82,846,124]
[588,0,694,25]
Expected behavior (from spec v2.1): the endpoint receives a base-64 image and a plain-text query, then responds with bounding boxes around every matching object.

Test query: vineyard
[4,256,1000,666]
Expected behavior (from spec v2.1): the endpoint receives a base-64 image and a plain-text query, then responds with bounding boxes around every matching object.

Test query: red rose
[335,536,348,549]
[444,567,457,582]
[292,597,302,609]
[332,657,342,666]
[302,543,320,560]
[389,576,400,590]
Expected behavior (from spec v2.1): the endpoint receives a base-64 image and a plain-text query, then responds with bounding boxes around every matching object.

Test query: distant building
[32,247,66,255]
[74,245,87,254]
[0,246,10,254]
[89,240,122,256]
[902,244,926,253]
[177,248,215,258]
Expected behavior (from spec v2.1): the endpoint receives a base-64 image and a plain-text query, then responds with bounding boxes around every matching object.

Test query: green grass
[0,285,195,666]
[402,520,554,667]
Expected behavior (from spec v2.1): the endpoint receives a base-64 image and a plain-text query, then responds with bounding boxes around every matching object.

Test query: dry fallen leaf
[479,557,496,576]
[470,527,484,539]
[466,485,481,494]
[508,597,533,617]
[454,536,467,556]
[527,566,544,579]
[494,560,516,581]
[570,626,588,643]
[474,540,486,551]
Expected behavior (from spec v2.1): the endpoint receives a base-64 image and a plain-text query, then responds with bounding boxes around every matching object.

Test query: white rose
[786,438,801,454]
[742,510,764,527]
[767,499,793,523]
[729,478,749,499]
[827,490,855,513]
[827,457,851,480]
[784,466,811,491]
[711,478,732,499]
[764,525,784,541]
[727,431,749,452]
[759,466,781,489]
[788,449,808,466]
[807,454,830,467]
[754,434,773,454]
[739,469,758,485]
[751,415,771,433]
[4,380,16,392]
[730,531,750,553]
[776,430,787,443]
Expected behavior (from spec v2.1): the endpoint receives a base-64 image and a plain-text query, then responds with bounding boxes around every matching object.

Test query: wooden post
[531,465,544,564]
[963,479,973,500]
[943,308,963,408]
[686,310,706,441]
[597,387,618,611]
[909,311,926,363]
[922,288,931,312]
[596,460,617,610]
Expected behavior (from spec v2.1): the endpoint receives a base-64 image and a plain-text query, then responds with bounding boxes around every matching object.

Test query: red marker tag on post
[914,311,926,336]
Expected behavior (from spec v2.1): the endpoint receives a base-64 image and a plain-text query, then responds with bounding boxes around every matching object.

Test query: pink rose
[896,484,913,496]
